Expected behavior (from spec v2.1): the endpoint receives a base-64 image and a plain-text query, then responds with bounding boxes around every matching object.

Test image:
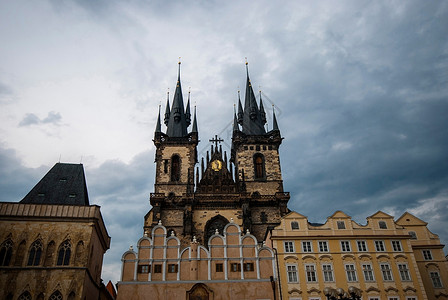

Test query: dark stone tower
[145,62,289,246]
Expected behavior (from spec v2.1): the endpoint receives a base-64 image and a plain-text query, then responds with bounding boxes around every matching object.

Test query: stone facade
[118,221,277,300]
[0,202,111,300]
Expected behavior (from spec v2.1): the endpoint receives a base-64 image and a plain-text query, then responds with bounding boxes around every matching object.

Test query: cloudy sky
[1,0,447,284]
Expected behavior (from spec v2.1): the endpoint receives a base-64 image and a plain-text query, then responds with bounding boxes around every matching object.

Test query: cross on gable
[209,135,224,148]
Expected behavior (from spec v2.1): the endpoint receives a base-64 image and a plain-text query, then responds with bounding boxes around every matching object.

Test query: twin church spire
[155,62,197,137]
[155,61,280,138]
[234,62,280,135]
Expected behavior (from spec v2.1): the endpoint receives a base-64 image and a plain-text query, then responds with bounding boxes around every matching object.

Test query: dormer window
[291,221,299,230]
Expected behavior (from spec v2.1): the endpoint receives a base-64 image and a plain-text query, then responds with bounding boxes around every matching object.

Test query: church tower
[144,62,289,246]
[146,62,199,241]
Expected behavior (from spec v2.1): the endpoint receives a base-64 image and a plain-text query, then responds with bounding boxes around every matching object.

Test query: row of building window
[0,239,78,267]
[290,297,418,300]
[285,262,443,288]
[4,290,68,300]
[137,262,255,274]
[284,240,432,256]
[167,152,267,182]
[290,220,392,230]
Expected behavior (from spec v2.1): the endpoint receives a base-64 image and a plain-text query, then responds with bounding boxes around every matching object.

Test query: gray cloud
[18,111,62,127]
[1,0,447,286]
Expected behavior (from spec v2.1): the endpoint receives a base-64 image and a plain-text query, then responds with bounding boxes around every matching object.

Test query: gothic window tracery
[49,291,63,300]
[57,240,71,265]
[18,291,32,300]
[27,240,43,266]
[0,238,13,266]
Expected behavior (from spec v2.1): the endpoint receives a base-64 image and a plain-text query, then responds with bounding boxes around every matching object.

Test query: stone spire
[164,91,170,126]
[272,105,280,132]
[155,105,162,133]
[241,62,266,135]
[259,91,267,125]
[192,106,198,133]
[165,62,189,137]
[237,90,243,125]
[185,89,191,126]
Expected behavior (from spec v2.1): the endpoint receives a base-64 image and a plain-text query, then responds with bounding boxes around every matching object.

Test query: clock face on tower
[211,159,222,171]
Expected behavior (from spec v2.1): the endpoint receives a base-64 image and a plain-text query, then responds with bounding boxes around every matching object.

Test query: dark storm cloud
[0,147,49,202]
[85,150,155,281]
[0,145,154,282]
[18,111,62,127]
[2,0,447,284]
[265,1,448,243]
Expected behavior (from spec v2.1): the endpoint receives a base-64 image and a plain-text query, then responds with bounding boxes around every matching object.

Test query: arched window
[27,240,43,266]
[171,155,181,182]
[253,153,265,179]
[204,215,229,245]
[57,240,71,266]
[0,239,13,266]
[49,291,63,300]
[379,221,387,229]
[18,291,32,300]
[68,292,76,300]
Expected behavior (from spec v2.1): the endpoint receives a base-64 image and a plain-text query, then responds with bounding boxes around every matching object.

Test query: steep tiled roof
[20,163,89,206]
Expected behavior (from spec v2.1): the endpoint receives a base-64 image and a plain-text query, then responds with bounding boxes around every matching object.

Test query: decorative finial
[144,231,148,237]
[171,231,175,236]
[246,229,250,234]
[129,245,133,251]
[178,56,181,64]
[193,236,197,243]
[245,57,248,65]
[158,220,162,226]
[263,241,266,246]
[230,218,234,223]
[215,229,219,235]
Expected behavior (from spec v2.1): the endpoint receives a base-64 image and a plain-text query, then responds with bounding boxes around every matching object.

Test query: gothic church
[145,62,290,246]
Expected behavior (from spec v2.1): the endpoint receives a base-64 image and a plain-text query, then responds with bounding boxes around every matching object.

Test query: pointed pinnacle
[155,105,162,133]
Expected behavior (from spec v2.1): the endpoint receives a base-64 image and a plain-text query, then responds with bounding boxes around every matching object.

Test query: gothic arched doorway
[187,283,213,300]
[204,215,229,246]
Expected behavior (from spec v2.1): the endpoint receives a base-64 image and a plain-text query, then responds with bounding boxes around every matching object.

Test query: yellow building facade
[267,211,435,300]
[396,212,448,299]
